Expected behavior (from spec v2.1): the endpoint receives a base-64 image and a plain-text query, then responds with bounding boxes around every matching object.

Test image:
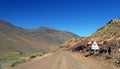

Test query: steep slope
[60,18,120,67]
[90,18,120,42]
[0,20,79,55]
[0,20,32,54]
[61,18,120,50]
[90,19,120,64]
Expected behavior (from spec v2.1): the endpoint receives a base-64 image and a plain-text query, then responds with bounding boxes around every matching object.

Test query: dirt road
[13,51,117,69]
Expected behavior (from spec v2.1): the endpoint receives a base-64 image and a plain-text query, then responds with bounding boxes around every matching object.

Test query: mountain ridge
[90,18,120,42]
[0,20,79,55]
[60,18,120,67]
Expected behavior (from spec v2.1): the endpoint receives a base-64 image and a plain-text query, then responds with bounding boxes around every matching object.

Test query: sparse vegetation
[30,55,36,59]
[11,61,20,67]
[60,18,120,68]
[10,52,46,67]
[11,57,30,67]
[84,51,94,57]
[0,20,78,68]
[94,53,102,57]
[105,55,112,60]
[0,64,1,69]
[115,59,120,67]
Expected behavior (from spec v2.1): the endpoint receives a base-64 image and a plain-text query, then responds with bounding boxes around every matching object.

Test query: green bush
[11,61,20,67]
[11,57,29,67]
[39,54,42,56]
[30,55,36,59]
[105,55,112,60]
[89,51,94,55]
[19,52,24,56]
[94,53,102,57]
[84,51,94,57]
[0,58,2,61]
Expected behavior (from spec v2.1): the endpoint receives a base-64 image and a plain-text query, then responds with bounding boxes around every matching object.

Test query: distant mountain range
[0,20,79,55]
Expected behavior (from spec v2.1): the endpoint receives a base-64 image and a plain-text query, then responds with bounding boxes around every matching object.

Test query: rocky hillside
[90,19,120,64]
[88,19,120,60]
[0,20,79,55]
[65,18,120,46]
[90,18,120,42]
[61,18,120,67]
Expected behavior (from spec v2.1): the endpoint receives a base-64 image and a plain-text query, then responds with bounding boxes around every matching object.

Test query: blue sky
[0,0,120,36]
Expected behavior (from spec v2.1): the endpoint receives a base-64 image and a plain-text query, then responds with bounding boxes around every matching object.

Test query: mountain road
[13,51,117,69]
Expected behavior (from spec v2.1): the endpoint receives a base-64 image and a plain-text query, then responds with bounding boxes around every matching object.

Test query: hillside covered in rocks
[61,18,120,67]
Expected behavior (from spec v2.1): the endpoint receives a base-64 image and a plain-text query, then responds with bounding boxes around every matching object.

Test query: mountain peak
[107,18,120,25]
[0,20,79,53]
[90,18,120,42]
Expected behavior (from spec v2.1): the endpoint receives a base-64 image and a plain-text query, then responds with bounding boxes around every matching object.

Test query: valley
[1,18,120,69]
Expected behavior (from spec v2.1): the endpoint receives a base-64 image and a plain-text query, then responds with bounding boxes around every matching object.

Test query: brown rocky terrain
[0,20,79,69]
[0,20,79,54]
[61,18,120,67]
[1,18,120,69]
